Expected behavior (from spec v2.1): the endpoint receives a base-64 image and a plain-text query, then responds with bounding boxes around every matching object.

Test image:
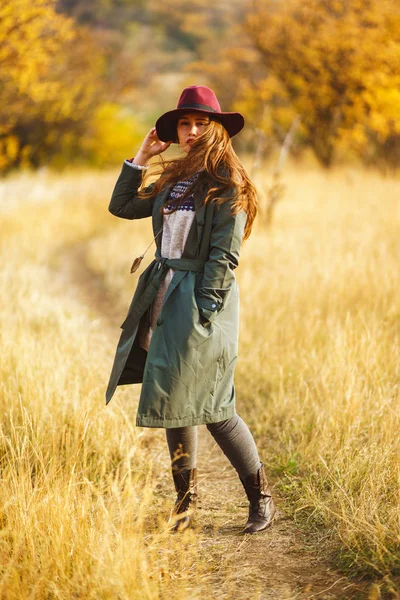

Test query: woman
[106,85,275,533]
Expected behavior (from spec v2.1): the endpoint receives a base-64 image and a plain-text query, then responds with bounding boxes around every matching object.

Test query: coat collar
[152,185,170,249]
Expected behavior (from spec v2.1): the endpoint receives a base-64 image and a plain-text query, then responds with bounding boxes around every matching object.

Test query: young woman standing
[105,85,275,533]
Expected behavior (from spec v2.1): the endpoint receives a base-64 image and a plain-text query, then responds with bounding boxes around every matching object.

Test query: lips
[187,138,195,144]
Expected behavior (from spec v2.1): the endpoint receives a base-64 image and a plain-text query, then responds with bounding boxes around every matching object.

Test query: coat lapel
[194,180,209,249]
[152,185,172,250]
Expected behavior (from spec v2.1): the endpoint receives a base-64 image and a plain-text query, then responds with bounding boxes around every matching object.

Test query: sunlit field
[1,163,399,598]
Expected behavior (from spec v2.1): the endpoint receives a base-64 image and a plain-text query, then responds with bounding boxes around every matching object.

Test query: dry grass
[0,171,213,599]
[0,163,399,597]
[242,166,400,584]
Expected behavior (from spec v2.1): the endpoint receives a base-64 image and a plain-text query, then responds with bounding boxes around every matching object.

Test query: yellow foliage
[0,0,106,172]
[0,136,20,170]
[243,0,400,166]
[0,0,75,102]
[79,103,148,168]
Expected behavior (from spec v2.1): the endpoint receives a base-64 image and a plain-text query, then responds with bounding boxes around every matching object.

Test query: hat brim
[155,108,245,143]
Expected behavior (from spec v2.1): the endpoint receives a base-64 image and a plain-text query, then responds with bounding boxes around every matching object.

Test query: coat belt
[155,252,205,272]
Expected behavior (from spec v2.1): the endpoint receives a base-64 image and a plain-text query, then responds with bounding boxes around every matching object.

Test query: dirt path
[56,241,368,600]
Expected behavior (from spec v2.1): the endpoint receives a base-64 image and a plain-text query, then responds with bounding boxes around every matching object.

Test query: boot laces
[175,489,197,514]
[249,494,271,519]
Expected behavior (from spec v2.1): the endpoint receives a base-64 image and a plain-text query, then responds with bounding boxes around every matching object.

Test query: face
[177,111,211,153]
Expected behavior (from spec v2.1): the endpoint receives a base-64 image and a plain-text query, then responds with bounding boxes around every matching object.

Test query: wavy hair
[139,119,257,240]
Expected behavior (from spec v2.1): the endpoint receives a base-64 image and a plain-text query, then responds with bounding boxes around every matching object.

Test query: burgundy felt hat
[155,85,245,142]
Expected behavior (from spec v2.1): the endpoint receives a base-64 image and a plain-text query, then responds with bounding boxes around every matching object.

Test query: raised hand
[133,127,172,166]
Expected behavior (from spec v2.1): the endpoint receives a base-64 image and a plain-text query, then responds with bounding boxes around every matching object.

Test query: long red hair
[139,119,257,240]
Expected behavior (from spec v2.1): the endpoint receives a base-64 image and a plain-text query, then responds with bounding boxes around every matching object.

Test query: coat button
[157,318,164,326]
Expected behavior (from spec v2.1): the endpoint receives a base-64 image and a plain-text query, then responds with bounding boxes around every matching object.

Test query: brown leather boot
[241,463,276,534]
[169,467,198,532]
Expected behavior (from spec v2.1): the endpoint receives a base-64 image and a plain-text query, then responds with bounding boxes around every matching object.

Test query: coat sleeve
[196,200,247,326]
[108,162,155,219]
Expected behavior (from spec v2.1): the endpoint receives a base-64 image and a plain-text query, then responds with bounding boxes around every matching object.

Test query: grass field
[0,163,399,598]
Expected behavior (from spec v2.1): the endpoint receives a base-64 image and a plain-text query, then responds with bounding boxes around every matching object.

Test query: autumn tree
[244,0,400,167]
[0,0,70,169]
[0,0,151,172]
[0,0,105,171]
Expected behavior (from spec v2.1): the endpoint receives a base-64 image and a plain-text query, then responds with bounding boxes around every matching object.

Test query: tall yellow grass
[1,163,399,597]
[0,171,215,599]
[243,166,400,583]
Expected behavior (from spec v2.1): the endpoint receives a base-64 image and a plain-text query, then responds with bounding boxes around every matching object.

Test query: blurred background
[1,2,399,598]
[1,0,400,174]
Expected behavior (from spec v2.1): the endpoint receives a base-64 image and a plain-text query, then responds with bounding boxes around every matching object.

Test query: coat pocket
[195,322,223,392]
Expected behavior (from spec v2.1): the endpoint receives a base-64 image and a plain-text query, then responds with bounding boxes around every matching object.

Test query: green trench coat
[105,162,247,428]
